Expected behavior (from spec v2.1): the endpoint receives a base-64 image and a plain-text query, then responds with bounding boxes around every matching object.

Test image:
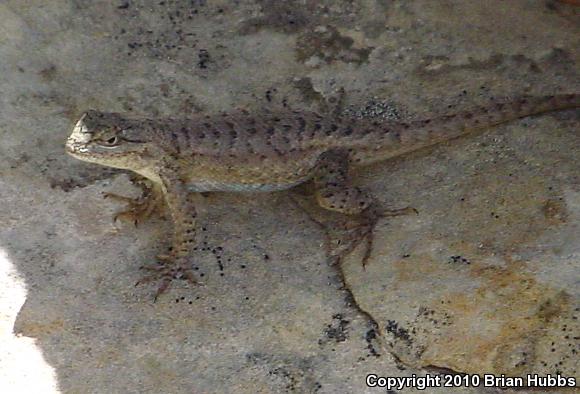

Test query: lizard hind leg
[313,150,376,266]
[313,150,416,267]
[314,150,373,215]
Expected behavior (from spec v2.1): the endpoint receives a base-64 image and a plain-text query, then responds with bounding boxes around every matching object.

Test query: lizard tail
[416,93,578,133]
[363,93,579,162]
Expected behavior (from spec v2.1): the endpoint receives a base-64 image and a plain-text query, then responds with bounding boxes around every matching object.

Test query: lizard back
[169,93,579,167]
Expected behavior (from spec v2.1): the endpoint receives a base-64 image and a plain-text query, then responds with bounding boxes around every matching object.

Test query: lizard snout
[65,114,91,154]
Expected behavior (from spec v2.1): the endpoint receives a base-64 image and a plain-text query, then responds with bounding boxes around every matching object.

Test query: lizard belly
[186,150,322,192]
[186,178,308,192]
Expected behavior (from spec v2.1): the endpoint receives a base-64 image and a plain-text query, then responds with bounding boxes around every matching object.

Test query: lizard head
[65,110,161,172]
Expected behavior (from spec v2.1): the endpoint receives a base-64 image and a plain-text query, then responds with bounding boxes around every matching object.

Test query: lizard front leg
[103,175,164,226]
[137,167,198,300]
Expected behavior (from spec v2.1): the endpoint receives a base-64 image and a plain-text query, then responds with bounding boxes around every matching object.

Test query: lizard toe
[136,258,200,300]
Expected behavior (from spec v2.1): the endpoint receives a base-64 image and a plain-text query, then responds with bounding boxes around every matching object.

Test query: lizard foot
[289,193,417,269]
[103,190,163,226]
[332,204,418,268]
[359,205,417,267]
[136,256,200,301]
[341,205,417,231]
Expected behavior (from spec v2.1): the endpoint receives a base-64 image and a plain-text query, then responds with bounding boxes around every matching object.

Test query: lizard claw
[325,204,418,269]
[103,191,163,227]
[357,205,417,267]
[153,277,173,302]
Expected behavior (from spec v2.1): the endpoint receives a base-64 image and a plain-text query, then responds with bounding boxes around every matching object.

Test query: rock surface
[0,1,578,393]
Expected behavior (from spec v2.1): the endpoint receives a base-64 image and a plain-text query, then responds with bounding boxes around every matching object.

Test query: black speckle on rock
[320,314,350,344]
[448,255,471,265]
[198,49,211,69]
[365,328,381,357]
[385,320,413,346]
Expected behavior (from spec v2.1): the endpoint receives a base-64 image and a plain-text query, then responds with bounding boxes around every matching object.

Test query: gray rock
[0,1,578,393]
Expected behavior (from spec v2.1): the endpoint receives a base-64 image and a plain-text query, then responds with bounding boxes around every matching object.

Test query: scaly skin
[65,93,579,298]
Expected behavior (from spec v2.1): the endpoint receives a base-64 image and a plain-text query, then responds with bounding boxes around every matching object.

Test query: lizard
[65,93,579,299]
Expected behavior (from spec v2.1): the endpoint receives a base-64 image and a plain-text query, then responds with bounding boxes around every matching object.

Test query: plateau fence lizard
[65,93,579,299]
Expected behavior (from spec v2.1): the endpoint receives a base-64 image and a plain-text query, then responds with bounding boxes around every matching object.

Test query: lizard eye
[99,136,120,147]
